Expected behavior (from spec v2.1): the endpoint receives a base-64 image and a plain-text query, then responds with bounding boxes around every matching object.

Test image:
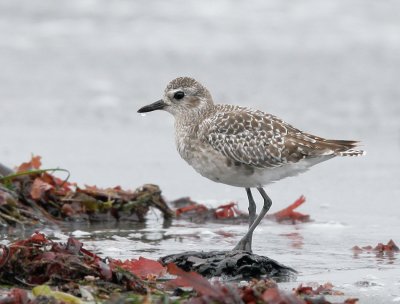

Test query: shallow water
[1,0,400,302]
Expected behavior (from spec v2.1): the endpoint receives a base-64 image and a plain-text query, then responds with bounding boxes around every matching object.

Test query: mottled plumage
[138,76,365,252]
[201,104,363,167]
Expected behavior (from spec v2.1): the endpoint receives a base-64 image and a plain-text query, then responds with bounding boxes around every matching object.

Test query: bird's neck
[174,104,215,130]
[174,106,215,160]
[174,116,201,138]
[174,120,197,161]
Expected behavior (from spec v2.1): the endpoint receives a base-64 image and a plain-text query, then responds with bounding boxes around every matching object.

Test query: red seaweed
[267,195,310,224]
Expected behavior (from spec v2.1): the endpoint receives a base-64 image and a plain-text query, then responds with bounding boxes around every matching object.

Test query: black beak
[137,100,166,113]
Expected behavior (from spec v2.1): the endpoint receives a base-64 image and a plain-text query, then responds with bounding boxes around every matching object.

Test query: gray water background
[0,1,399,302]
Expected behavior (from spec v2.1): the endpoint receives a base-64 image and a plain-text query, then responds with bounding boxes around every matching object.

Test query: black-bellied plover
[138,77,365,252]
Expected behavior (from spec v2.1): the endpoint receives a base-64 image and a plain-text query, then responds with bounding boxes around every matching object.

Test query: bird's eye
[174,91,185,100]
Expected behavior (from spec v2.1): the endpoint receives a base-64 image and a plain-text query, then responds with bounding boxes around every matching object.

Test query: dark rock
[159,250,296,281]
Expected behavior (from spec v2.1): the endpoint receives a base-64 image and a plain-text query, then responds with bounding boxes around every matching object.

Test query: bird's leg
[246,188,257,226]
[245,188,256,250]
[233,187,272,252]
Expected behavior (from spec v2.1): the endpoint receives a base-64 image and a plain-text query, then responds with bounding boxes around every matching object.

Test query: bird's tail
[325,140,366,157]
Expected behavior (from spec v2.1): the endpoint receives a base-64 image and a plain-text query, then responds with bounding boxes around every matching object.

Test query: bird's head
[138,77,214,118]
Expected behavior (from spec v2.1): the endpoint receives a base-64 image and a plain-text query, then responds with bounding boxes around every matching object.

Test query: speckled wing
[199,106,292,168]
[200,105,361,169]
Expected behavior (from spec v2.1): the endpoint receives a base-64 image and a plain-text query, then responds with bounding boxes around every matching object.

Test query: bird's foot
[233,237,252,252]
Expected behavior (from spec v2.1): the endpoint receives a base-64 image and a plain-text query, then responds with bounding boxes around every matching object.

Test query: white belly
[178,140,332,188]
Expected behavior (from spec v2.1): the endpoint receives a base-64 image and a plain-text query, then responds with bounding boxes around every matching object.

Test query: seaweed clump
[0,156,174,227]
